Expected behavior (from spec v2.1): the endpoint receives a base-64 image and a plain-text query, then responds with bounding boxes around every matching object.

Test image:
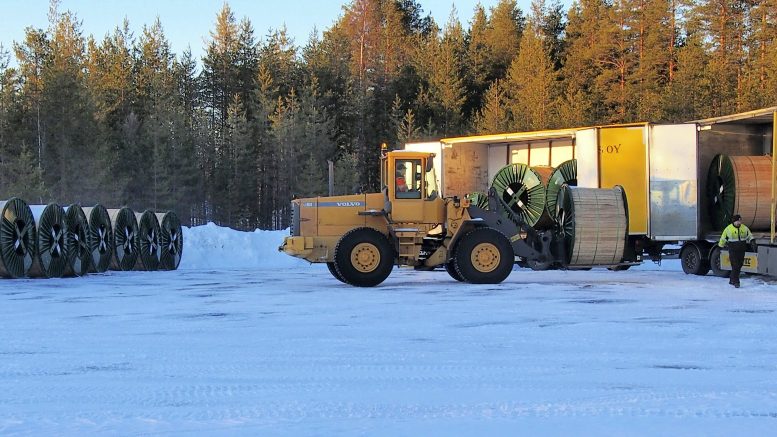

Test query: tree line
[0,0,775,230]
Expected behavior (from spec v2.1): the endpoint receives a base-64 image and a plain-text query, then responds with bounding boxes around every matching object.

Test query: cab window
[395,159,422,199]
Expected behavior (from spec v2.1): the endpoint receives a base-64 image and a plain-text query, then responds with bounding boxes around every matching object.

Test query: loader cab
[381,151,444,223]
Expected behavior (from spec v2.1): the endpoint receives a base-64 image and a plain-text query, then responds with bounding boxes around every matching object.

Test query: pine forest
[0,0,776,230]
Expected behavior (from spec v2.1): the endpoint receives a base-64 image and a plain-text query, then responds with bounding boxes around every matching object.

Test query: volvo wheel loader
[279,149,563,287]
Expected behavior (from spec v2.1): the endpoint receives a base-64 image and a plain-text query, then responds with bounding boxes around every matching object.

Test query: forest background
[0,0,775,230]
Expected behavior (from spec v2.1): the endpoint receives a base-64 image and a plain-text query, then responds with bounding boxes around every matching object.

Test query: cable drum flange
[64,204,91,277]
[465,192,490,209]
[108,207,139,271]
[155,211,183,271]
[546,159,577,221]
[29,203,69,278]
[82,205,113,273]
[556,185,629,267]
[0,198,37,279]
[490,163,547,228]
[134,210,161,271]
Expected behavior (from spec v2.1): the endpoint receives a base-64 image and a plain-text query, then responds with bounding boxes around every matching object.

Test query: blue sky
[0,0,537,62]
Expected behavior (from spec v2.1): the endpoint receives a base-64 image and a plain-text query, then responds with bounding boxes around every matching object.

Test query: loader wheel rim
[351,243,380,273]
[471,242,500,273]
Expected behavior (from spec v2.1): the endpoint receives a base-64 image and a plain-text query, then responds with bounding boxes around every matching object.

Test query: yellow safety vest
[718,223,753,247]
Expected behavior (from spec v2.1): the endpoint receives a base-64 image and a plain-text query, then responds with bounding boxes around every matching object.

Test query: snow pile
[181,222,306,270]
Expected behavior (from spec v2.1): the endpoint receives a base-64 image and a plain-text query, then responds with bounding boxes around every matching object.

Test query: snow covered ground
[2,223,777,435]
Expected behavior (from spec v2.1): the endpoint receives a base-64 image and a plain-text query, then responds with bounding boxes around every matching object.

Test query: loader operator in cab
[396,162,409,192]
[718,214,753,288]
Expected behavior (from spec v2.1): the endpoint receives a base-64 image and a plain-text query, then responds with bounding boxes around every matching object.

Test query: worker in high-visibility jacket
[718,214,753,288]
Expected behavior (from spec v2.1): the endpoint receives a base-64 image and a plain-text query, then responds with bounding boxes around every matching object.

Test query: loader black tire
[453,227,513,284]
[445,259,465,281]
[333,228,394,287]
[327,262,347,283]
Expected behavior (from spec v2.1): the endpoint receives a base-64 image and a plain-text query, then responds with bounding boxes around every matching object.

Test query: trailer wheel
[709,245,730,278]
[680,242,710,275]
[333,228,394,287]
[327,262,347,283]
[454,227,513,284]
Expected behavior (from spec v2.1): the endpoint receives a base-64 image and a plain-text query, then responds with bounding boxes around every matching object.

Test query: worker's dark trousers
[728,241,748,286]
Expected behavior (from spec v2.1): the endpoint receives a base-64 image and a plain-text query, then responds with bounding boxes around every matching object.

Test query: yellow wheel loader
[279,149,562,287]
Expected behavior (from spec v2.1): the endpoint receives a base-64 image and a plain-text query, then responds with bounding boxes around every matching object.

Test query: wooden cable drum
[108,207,139,271]
[707,154,774,231]
[546,159,577,220]
[466,192,490,209]
[156,211,183,270]
[0,198,36,278]
[556,185,628,266]
[134,210,161,271]
[29,204,69,278]
[82,204,113,273]
[64,204,90,277]
[491,163,547,227]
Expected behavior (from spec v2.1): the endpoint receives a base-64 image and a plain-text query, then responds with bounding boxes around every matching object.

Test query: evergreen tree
[473,79,511,134]
[559,0,613,126]
[426,9,467,135]
[485,0,526,82]
[506,18,559,131]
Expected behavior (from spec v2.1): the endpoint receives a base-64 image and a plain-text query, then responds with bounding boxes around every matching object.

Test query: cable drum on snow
[64,204,91,277]
[556,185,628,267]
[490,163,548,228]
[0,198,37,279]
[82,204,113,273]
[134,210,161,271]
[545,159,577,221]
[156,211,183,270]
[28,203,69,278]
[108,207,139,271]
[707,154,774,231]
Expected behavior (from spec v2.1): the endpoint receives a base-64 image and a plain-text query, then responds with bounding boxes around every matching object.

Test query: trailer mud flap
[720,250,758,273]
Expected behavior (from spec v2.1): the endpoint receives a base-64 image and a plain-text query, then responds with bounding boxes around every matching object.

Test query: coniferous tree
[426,9,467,135]
[506,17,559,131]
[474,79,511,134]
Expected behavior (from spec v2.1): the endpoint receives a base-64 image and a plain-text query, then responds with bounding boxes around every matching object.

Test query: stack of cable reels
[64,204,91,277]
[0,198,36,278]
[556,185,629,267]
[108,207,139,271]
[134,210,161,271]
[545,159,577,220]
[490,163,547,228]
[82,205,113,273]
[707,154,775,231]
[28,204,69,278]
[156,211,183,271]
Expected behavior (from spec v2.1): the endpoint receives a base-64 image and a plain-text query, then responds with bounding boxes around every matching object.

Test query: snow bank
[181,222,306,270]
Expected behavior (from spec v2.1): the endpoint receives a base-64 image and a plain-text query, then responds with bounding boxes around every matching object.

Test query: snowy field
[2,223,777,435]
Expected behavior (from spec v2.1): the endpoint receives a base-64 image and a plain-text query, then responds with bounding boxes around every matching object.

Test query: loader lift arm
[465,187,562,266]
